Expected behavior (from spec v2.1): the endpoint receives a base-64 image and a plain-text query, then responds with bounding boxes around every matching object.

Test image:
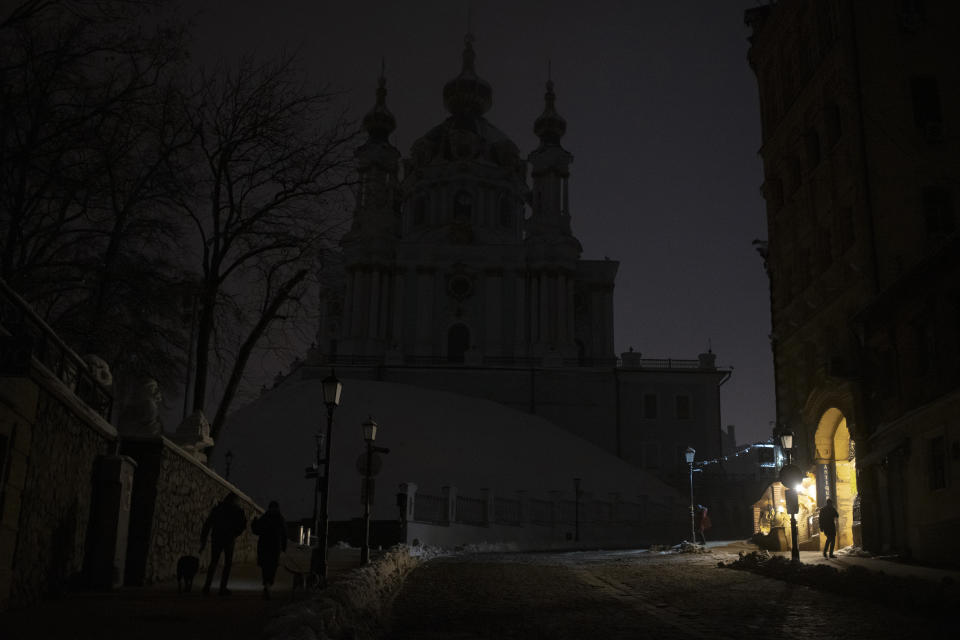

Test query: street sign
[355,453,383,477]
[361,478,375,505]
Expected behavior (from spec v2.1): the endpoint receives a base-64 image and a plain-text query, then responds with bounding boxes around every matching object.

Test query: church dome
[533,79,567,146]
[362,75,396,141]
[405,36,523,177]
[442,34,492,118]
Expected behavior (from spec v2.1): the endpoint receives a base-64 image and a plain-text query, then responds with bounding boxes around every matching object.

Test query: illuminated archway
[814,408,857,550]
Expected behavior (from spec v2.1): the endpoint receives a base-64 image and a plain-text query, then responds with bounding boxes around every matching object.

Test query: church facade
[305,36,731,478]
[217,38,734,537]
[319,35,615,367]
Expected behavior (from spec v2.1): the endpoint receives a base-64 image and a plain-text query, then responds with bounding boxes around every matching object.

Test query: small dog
[288,568,321,598]
[177,555,200,593]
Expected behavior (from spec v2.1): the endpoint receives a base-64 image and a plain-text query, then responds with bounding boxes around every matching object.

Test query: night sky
[188,0,774,445]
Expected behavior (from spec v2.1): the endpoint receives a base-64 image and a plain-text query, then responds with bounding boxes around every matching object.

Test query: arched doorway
[814,408,858,550]
[447,324,469,363]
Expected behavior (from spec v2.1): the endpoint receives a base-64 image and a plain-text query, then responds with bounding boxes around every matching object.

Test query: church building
[216,36,731,541]
[322,34,615,367]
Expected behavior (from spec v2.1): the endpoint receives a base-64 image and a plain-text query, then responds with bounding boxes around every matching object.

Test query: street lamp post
[360,416,390,564]
[573,478,581,543]
[314,370,342,579]
[684,447,696,544]
[779,429,802,562]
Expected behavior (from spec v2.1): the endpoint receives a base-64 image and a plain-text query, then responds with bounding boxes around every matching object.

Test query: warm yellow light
[777,506,785,513]
[794,484,804,494]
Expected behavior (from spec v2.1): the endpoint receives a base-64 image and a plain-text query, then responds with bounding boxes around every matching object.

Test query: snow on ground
[212,372,679,525]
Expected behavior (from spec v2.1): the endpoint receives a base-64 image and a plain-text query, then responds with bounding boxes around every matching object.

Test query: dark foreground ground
[387,543,957,639]
[2,543,957,639]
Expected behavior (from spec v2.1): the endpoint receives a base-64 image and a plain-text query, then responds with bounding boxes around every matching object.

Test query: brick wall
[1,374,117,608]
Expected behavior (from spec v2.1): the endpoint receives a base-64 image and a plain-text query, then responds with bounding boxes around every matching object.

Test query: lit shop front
[752,414,859,552]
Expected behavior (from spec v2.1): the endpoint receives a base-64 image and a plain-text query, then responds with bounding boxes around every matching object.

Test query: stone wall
[3,375,117,608]
[122,436,262,585]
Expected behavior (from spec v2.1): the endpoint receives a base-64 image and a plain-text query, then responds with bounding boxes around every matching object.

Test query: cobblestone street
[388,546,953,639]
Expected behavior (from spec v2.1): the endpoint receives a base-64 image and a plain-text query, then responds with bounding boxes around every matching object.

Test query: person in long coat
[200,492,247,596]
[251,500,288,599]
[820,498,840,558]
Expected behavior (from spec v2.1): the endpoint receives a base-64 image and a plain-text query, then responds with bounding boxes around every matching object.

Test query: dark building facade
[745,0,959,563]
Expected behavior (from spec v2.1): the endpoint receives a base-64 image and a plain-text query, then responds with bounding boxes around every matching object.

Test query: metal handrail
[0,280,113,420]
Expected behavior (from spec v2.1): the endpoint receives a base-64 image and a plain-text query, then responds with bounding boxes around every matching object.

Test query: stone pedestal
[85,455,136,589]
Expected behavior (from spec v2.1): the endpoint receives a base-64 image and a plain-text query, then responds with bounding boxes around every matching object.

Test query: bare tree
[0,0,194,395]
[172,53,357,441]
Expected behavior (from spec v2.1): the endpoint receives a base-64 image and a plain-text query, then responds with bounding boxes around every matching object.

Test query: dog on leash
[287,567,321,598]
[177,555,200,593]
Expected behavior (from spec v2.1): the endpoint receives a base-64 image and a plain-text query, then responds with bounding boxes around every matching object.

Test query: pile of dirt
[721,551,958,617]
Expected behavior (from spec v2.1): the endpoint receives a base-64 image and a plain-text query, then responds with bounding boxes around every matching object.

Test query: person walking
[200,492,247,595]
[251,500,288,599]
[694,504,711,545]
[820,498,840,558]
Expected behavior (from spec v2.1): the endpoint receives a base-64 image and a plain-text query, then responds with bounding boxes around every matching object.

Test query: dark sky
[189,0,775,445]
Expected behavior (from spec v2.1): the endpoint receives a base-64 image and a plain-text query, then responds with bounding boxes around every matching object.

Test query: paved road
[0,548,360,640]
[387,546,952,639]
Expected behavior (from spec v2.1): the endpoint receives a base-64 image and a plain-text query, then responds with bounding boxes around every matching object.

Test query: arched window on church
[413,195,427,226]
[453,190,472,223]
[499,195,514,228]
[447,324,470,363]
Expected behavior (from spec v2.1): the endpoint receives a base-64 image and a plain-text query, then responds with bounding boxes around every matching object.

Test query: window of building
[804,130,821,170]
[643,393,658,420]
[922,187,955,237]
[453,190,472,222]
[824,103,842,146]
[929,435,947,490]
[413,195,427,226]
[675,395,691,420]
[911,76,942,139]
[644,442,660,469]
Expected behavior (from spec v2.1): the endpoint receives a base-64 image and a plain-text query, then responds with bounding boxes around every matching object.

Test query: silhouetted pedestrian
[820,498,839,558]
[251,500,287,599]
[694,504,711,545]
[200,492,247,595]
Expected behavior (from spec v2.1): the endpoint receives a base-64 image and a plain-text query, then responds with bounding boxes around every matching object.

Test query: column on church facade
[351,269,366,338]
[556,271,570,348]
[539,272,550,345]
[591,287,603,356]
[367,269,381,339]
[415,268,434,353]
[602,286,615,357]
[566,277,576,349]
[529,272,540,344]
[342,268,355,339]
[514,270,527,355]
[378,269,391,339]
[484,270,502,355]
[389,269,403,345]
